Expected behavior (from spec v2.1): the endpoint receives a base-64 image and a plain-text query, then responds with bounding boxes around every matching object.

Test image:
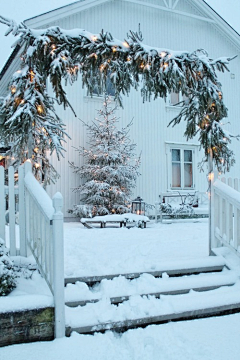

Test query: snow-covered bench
[81,214,150,229]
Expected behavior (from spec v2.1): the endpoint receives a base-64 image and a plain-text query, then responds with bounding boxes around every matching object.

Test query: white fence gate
[210,173,240,255]
[0,161,65,338]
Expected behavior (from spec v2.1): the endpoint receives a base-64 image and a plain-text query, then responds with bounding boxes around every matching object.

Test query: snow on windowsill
[165,104,186,113]
[84,95,115,103]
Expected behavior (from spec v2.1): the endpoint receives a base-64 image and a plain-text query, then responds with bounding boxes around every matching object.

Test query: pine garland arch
[0,16,237,182]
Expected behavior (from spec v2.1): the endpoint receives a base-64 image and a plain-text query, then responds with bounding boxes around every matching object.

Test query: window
[168,92,188,106]
[92,74,115,97]
[167,146,195,190]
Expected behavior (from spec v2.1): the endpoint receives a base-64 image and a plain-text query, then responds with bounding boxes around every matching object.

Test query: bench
[156,191,199,222]
[81,214,150,229]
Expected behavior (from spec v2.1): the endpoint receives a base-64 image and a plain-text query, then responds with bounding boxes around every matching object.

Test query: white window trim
[165,142,197,192]
[165,91,186,110]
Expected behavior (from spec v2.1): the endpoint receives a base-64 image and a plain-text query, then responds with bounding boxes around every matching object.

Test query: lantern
[0,145,10,168]
[131,196,145,216]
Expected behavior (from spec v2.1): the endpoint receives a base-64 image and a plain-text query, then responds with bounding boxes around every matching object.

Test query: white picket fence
[210,173,240,255]
[0,161,65,338]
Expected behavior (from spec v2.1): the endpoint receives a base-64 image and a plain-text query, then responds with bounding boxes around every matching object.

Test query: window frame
[90,73,116,98]
[167,91,188,107]
[166,143,196,191]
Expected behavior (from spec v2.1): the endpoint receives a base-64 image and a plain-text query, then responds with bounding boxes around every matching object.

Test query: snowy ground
[64,219,210,277]
[2,219,240,359]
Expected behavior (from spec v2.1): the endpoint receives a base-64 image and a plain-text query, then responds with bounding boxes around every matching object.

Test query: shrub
[0,238,17,296]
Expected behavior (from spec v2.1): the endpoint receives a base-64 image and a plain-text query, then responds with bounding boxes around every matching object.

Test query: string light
[122,41,129,48]
[112,47,117,53]
[90,53,98,59]
[37,104,44,114]
[208,172,214,181]
[11,86,16,94]
[50,44,56,55]
[29,70,35,82]
[160,51,166,57]
[91,35,98,42]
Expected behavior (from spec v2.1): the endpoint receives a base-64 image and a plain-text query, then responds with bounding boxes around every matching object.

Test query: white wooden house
[1,0,240,218]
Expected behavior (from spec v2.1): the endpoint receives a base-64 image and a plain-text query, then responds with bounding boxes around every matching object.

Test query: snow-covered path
[64,219,209,277]
[2,313,240,360]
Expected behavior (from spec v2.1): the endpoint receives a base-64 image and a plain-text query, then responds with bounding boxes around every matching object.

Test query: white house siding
[1,0,240,217]
[0,56,22,96]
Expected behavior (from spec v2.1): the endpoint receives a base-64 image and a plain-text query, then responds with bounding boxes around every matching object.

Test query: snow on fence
[0,161,65,338]
[211,175,240,255]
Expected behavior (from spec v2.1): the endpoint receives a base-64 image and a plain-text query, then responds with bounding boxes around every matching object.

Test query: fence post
[234,178,238,191]
[18,164,27,256]
[0,166,5,242]
[155,202,158,223]
[8,166,16,256]
[52,192,65,338]
[208,148,219,253]
[24,160,32,255]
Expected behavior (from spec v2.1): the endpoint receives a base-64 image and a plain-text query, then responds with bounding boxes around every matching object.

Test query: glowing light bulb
[37,105,43,114]
[122,41,129,48]
[11,86,16,94]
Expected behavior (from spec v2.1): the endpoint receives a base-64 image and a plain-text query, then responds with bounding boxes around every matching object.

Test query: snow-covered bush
[68,204,93,219]
[0,238,17,296]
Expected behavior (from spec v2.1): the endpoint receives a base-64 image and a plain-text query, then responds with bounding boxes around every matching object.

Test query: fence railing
[211,176,240,255]
[220,176,240,191]
[0,161,65,338]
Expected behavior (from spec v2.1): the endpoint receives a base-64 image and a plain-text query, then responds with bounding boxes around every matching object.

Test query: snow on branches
[69,96,141,216]
[0,15,237,173]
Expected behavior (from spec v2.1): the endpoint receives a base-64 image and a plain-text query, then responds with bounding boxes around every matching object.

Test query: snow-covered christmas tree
[70,96,141,217]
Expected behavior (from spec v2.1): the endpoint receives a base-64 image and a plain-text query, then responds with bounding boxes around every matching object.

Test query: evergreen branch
[0,17,237,172]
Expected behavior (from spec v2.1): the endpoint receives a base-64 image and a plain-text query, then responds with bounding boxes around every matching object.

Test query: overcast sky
[0,0,240,70]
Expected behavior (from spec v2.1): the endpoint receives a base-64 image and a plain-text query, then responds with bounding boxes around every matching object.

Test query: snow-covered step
[64,256,227,286]
[65,270,238,307]
[65,282,240,335]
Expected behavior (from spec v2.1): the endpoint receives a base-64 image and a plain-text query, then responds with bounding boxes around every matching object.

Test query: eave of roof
[0,44,21,81]
[202,0,240,38]
[24,0,84,25]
